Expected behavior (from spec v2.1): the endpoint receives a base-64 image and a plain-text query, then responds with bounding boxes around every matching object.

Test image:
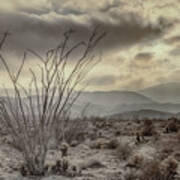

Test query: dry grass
[116,141,132,160]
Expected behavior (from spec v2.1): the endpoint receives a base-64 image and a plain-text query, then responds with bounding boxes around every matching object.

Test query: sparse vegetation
[0,113,179,179]
[139,157,178,180]
[165,117,179,133]
[116,140,132,160]
[107,138,119,149]
[141,119,156,136]
[56,117,88,146]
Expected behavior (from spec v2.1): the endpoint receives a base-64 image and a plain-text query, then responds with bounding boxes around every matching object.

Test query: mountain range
[140,82,180,103]
[111,109,174,120]
[73,82,180,118]
[1,82,180,119]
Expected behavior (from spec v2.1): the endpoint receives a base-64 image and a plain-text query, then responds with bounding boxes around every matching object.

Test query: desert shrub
[166,118,178,133]
[116,141,132,160]
[114,129,121,136]
[89,138,108,149]
[89,138,119,149]
[91,117,105,127]
[87,127,99,140]
[139,159,162,180]
[163,157,178,175]
[177,131,180,142]
[124,169,139,180]
[126,154,144,169]
[44,158,81,177]
[107,138,119,149]
[173,151,180,162]
[60,142,69,157]
[160,148,174,160]
[139,157,178,180]
[106,172,122,180]
[141,119,156,136]
[56,117,88,146]
[80,159,105,170]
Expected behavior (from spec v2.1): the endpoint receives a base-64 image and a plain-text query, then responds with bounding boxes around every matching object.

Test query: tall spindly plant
[0,28,106,175]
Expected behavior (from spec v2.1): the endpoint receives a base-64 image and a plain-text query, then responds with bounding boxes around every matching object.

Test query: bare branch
[0,31,10,50]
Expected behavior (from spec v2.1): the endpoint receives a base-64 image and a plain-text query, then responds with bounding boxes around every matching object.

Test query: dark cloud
[128,52,154,71]
[0,8,173,57]
[135,52,154,60]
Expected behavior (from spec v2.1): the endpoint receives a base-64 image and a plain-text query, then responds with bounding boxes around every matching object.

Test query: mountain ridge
[111,109,175,120]
[140,82,180,103]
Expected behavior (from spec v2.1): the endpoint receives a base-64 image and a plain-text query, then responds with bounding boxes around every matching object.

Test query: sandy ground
[0,118,179,180]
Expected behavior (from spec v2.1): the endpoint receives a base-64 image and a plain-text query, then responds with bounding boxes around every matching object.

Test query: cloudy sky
[0,0,180,91]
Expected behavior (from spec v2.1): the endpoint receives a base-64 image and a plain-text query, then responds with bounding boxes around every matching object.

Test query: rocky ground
[0,117,180,180]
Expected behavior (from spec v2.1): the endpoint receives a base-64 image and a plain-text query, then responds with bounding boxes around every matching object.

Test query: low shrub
[139,157,178,180]
[165,117,179,133]
[116,141,132,160]
[107,138,119,149]
[141,119,156,136]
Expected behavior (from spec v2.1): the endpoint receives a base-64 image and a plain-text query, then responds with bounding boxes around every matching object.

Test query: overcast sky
[0,0,180,91]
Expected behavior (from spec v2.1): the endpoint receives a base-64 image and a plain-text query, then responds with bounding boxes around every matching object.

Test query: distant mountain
[140,82,180,103]
[70,103,111,117]
[71,102,180,117]
[2,83,180,118]
[111,102,180,115]
[78,91,155,106]
[111,109,174,120]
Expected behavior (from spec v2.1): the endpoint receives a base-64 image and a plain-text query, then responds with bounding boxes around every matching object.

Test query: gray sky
[0,0,180,91]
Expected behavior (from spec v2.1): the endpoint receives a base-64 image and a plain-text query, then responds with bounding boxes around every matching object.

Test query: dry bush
[139,159,162,180]
[166,118,178,133]
[139,157,178,180]
[114,129,121,136]
[0,28,105,176]
[141,119,156,136]
[80,159,105,170]
[107,138,119,149]
[126,154,144,169]
[89,138,110,149]
[124,169,139,180]
[43,158,81,177]
[160,147,174,160]
[177,131,180,142]
[173,151,180,162]
[90,138,119,149]
[116,141,132,160]
[163,157,178,174]
[92,117,106,128]
[55,117,88,146]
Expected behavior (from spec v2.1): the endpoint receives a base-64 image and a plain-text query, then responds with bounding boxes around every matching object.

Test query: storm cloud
[0,1,174,55]
[0,0,180,91]
[135,52,154,61]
